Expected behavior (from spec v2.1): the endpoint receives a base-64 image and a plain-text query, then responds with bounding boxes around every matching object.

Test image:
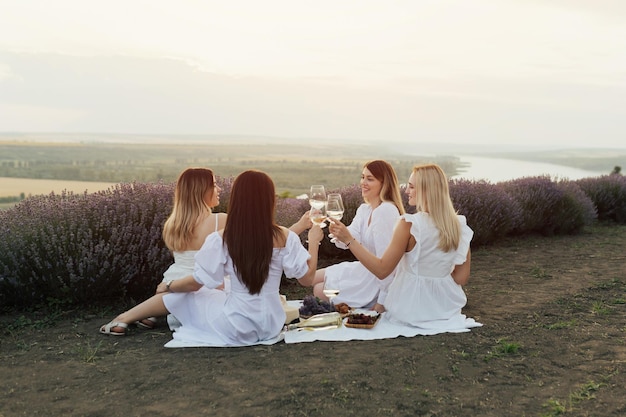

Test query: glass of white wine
[323,278,340,309]
[309,185,326,208]
[309,185,327,228]
[325,193,344,222]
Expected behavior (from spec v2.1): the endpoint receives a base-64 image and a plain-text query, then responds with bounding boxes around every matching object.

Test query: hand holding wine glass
[326,193,344,242]
[328,218,353,247]
[309,206,327,228]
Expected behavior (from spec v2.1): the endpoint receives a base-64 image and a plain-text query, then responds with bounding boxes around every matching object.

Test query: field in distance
[0,177,117,198]
[0,138,443,199]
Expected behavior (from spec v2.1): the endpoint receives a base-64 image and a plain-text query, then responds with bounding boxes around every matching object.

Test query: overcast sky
[1,0,625,149]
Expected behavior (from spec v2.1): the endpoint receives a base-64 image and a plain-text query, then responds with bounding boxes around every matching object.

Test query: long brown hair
[223,170,282,294]
[162,167,214,251]
[364,160,405,214]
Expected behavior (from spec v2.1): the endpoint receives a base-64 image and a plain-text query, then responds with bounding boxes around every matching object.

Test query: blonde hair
[412,163,460,252]
[364,160,405,215]
[162,168,215,251]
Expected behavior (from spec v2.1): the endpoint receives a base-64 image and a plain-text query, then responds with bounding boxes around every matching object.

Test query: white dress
[161,251,197,330]
[160,215,221,330]
[325,202,400,308]
[384,213,480,331]
[162,231,310,347]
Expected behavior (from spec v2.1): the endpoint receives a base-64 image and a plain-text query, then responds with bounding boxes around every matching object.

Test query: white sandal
[99,321,128,336]
[135,317,158,329]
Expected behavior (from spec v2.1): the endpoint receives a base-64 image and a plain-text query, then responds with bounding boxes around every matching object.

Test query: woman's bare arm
[156,275,203,294]
[451,249,471,286]
[331,218,410,279]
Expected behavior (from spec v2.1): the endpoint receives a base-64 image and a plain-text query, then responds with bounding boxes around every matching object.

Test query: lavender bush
[576,175,626,223]
[0,182,175,310]
[552,180,597,234]
[500,176,566,235]
[0,174,617,312]
[214,176,233,214]
[275,197,310,228]
[450,179,522,246]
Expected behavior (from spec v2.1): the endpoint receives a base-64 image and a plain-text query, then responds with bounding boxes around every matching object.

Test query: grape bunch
[299,295,332,317]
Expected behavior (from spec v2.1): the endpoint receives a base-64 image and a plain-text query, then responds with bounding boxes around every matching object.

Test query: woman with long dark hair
[100,170,323,346]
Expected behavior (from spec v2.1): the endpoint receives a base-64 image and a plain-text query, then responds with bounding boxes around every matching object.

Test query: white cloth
[161,250,196,330]
[162,214,222,331]
[163,231,310,348]
[384,213,481,331]
[324,202,400,307]
[283,302,481,344]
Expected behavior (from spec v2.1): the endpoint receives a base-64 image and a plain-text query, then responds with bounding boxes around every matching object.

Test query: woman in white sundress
[329,163,480,333]
[311,160,404,313]
[135,167,227,331]
[139,167,312,331]
[100,170,323,346]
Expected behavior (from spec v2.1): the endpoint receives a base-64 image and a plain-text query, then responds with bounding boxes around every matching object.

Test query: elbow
[451,256,471,286]
[373,267,394,280]
[451,268,470,286]
[297,271,315,287]
[452,274,469,286]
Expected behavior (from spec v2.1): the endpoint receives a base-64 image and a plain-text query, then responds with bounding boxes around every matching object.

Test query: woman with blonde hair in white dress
[329,163,479,332]
[135,167,226,331]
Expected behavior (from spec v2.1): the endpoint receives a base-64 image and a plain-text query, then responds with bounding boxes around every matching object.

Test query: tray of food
[344,312,380,329]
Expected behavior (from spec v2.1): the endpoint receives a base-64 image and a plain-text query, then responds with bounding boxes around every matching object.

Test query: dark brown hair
[223,170,281,294]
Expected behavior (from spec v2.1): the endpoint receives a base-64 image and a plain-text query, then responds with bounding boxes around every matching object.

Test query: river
[452,156,605,183]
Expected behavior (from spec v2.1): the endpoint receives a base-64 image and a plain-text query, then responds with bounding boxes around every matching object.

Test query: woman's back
[184,212,226,251]
[408,213,470,278]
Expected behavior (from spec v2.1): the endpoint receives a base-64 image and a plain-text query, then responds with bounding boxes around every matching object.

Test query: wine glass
[309,185,327,228]
[323,278,340,309]
[325,194,344,222]
[309,185,326,209]
[326,194,344,242]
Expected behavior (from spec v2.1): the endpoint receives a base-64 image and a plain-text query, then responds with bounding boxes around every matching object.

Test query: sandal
[99,321,128,336]
[135,317,158,329]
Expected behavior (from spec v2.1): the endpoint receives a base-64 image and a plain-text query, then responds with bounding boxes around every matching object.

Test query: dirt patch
[1,224,625,416]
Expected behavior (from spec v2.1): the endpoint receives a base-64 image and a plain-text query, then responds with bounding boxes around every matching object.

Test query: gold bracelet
[346,238,355,247]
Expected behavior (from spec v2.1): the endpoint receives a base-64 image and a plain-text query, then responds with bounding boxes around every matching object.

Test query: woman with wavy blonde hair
[330,163,481,333]
[162,167,223,252]
[139,167,226,330]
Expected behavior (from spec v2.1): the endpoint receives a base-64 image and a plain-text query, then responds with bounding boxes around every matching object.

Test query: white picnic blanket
[283,302,482,344]
[164,300,482,347]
